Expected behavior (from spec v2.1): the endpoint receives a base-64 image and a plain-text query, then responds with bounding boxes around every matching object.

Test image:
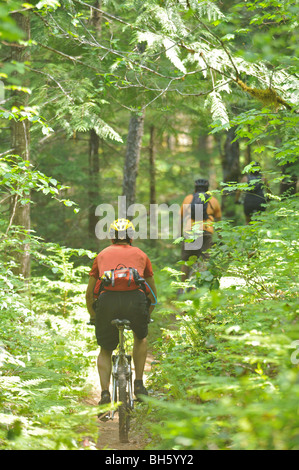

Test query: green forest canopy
[0,0,298,450]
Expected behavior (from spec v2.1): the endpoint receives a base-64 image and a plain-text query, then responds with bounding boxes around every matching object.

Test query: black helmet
[195,178,209,190]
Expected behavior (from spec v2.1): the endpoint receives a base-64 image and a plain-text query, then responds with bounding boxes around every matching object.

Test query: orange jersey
[89,244,154,295]
[180,194,222,234]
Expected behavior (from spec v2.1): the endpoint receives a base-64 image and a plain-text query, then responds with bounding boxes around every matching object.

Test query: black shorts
[94,290,150,351]
[244,194,266,217]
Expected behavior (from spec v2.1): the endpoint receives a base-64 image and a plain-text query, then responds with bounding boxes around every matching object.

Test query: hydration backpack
[190,192,210,221]
[94,264,149,296]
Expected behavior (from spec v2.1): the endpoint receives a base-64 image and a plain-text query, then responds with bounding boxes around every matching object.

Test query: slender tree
[88,129,100,247]
[149,124,156,207]
[122,111,145,210]
[221,127,241,218]
[10,12,31,279]
[87,1,102,247]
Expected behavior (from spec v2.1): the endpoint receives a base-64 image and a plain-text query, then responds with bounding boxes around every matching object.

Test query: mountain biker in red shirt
[86,219,157,406]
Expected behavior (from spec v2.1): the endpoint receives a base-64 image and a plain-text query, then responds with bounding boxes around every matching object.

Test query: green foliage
[0,0,298,451]
[0,153,98,450]
[0,239,98,449]
[146,196,299,450]
[232,108,299,167]
[31,242,96,316]
[0,154,73,207]
[0,2,24,41]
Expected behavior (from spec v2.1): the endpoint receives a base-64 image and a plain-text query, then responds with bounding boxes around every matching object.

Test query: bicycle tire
[118,372,130,443]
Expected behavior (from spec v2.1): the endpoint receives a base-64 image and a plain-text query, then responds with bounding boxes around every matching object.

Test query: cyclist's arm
[86,276,97,320]
[211,197,222,222]
[145,276,157,314]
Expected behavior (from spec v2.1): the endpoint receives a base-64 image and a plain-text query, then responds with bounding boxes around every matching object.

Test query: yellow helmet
[109,218,135,241]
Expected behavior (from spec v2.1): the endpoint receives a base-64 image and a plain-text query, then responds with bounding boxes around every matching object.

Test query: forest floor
[84,353,154,451]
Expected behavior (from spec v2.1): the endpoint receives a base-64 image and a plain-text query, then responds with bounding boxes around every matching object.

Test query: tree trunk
[87,1,102,249]
[122,111,145,211]
[198,134,217,189]
[10,12,31,279]
[149,125,156,206]
[149,125,157,246]
[88,129,100,248]
[198,135,214,170]
[221,127,241,218]
[244,141,251,165]
[90,0,102,33]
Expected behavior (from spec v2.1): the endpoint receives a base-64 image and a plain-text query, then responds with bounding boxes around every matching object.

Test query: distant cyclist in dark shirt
[86,219,157,406]
[235,162,270,224]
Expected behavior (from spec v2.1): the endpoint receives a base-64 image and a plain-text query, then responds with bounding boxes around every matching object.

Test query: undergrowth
[145,196,299,450]
[0,258,99,449]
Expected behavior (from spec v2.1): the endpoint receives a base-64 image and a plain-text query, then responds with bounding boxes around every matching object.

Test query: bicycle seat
[111,319,131,328]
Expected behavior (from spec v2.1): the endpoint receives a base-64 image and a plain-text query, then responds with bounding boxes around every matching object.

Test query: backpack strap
[111,269,115,287]
[128,267,133,287]
[204,193,213,220]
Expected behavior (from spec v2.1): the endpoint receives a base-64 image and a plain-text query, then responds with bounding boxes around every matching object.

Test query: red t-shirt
[89,244,154,295]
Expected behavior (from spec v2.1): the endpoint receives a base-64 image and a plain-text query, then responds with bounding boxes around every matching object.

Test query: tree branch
[193,13,240,79]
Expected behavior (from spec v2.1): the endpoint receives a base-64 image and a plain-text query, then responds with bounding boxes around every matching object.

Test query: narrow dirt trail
[84,353,154,450]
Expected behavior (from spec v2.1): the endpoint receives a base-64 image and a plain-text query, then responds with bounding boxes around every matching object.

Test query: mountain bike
[110,318,134,443]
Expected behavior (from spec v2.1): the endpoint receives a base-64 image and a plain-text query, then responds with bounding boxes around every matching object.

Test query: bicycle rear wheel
[118,372,130,443]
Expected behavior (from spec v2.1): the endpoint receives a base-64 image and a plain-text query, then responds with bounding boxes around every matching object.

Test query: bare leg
[132,333,147,381]
[97,348,112,391]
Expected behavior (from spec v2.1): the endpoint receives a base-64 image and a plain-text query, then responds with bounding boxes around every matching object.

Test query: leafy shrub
[146,196,299,450]
[0,265,98,449]
[0,153,102,449]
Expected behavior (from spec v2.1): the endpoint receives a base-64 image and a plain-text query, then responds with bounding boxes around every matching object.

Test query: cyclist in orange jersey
[86,219,157,405]
[180,178,222,282]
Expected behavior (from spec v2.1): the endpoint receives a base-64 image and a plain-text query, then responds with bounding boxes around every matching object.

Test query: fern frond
[136,31,161,49]
[163,38,187,73]
[196,1,225,21]
[205,91,230,125]
[135,3,188,38]
[176,0,225,21]
[58,102,123,142]
[94,118,123,143]
[137,32,186,73]
[21,378,48,387]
